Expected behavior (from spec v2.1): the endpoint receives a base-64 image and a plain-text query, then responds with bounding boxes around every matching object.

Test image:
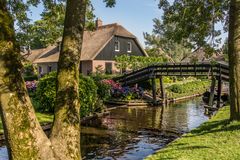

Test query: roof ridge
[97,23,118,29]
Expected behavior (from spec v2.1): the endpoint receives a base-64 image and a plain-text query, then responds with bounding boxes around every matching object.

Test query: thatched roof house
[181,48,226,63]
[25,20,147,75]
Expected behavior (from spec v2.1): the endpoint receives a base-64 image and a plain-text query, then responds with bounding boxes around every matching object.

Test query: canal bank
[145,106,240,160]
[0,98,209,160]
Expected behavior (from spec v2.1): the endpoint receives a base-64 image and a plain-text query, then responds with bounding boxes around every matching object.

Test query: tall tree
[17,1,96,49]
[144,18,191,62]
[158,0,240,120]
[0,0,87,159]
[0,0,56,158]
[50,0,87,158]
[1,0,116,158]
[228,0,240,120]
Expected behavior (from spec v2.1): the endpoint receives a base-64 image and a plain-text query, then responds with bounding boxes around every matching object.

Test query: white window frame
[127,42,132,53]
[115,40,120,52]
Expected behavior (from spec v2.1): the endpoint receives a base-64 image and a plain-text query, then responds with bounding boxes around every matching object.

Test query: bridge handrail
[114,62,229,84]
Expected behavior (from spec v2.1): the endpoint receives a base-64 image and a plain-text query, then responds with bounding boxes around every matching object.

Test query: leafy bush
[79,75,98,117]
[34,72,100,117]
[35,72,57,112]
[101,79,144,100]
[23,63,38,81]
[91,74,112,101]
[23,63,37,76]
[24,75,38,81]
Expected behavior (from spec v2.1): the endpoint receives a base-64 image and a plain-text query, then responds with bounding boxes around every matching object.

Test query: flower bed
[101,79,144,100]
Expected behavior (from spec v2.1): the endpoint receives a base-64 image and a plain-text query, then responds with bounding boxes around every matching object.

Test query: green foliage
[144,18,192,62]
[78,75,98,117]
[167,80,210,94]
[104,0,116,7]
[23,63,38,81]
[24,75,38,81]
[158,0,229,50]
[34,72,101,117]
[146,106,240,160]
[166,80,210,98]
[115,55,168,71]
[16,0,96,49]
[90,74,112,101]
[23,63,37,75]
[163,77,174,84]
[35,72,57,113]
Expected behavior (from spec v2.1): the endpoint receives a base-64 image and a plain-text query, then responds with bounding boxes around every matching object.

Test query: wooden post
[209,77,216,106]
[159,76,165,102]
[217,64,222,108]
[152,77,157,105]
[217,78,222,108]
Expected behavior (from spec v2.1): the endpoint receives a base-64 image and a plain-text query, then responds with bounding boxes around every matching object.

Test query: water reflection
[0,98,208,160]
[81,98,208,159]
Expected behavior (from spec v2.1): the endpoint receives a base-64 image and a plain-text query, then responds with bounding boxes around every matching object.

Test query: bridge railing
[114,62,229,85]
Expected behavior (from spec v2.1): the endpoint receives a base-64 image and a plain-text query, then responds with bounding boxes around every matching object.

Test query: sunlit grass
[0,113,53,133]
[146,106,240,160]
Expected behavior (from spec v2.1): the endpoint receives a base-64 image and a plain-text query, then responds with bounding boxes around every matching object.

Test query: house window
[48,65,52,73]
[115,41,120,52]
[38,66,42,74]
[105,62,112,74]
[127,42,132,53]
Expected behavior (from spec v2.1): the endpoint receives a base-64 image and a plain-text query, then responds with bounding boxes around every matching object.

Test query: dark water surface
[0,98,209,160]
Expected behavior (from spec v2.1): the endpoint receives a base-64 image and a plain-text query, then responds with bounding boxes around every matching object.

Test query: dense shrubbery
[32,72,101,117]
[27,72,145,117]
[90,74,112,101]
[23,63,38,81]
[24,75,38,81]
[35,72,57,112]
[101,79,144,100]
[78,75,99,117]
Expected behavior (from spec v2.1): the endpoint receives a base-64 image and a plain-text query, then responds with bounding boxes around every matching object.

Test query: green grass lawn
[146,106,240,160]
[0,113,53,134]
[166,80,211,99]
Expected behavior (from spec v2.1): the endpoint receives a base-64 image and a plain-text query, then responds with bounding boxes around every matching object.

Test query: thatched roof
[181,48,226,63]
[27,23,144,64]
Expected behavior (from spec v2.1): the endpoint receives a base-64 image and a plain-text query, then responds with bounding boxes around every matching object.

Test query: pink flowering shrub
[101,79,143,100]
[26,80,38,92]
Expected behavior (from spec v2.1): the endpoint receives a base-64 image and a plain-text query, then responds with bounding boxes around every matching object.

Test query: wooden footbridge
[114,62,229,107]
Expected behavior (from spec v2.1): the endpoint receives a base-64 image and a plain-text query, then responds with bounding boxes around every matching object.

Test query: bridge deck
[115,62,229,85]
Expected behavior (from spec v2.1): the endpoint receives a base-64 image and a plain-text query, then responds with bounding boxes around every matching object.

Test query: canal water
[0,98,209,160]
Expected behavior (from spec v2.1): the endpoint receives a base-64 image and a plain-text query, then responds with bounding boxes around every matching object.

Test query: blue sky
[29,0,227,47]
[29,0,162,46]
[91,0,162,46]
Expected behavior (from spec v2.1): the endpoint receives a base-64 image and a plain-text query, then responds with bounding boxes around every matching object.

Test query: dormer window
[115,41,120,52]
[127,42,132,53]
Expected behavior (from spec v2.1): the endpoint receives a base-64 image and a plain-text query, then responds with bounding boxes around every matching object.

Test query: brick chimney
[96,18,103,29]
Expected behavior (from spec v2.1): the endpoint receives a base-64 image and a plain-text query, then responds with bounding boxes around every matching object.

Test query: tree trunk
[228,0,240,120]
[1,0,87,159]
[0,0,55,159]
[50,0,87,159]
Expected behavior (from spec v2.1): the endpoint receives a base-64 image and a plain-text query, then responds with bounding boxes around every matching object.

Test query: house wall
[95,36,146,61]
[37,62,58,76]
[92,60,119,74]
